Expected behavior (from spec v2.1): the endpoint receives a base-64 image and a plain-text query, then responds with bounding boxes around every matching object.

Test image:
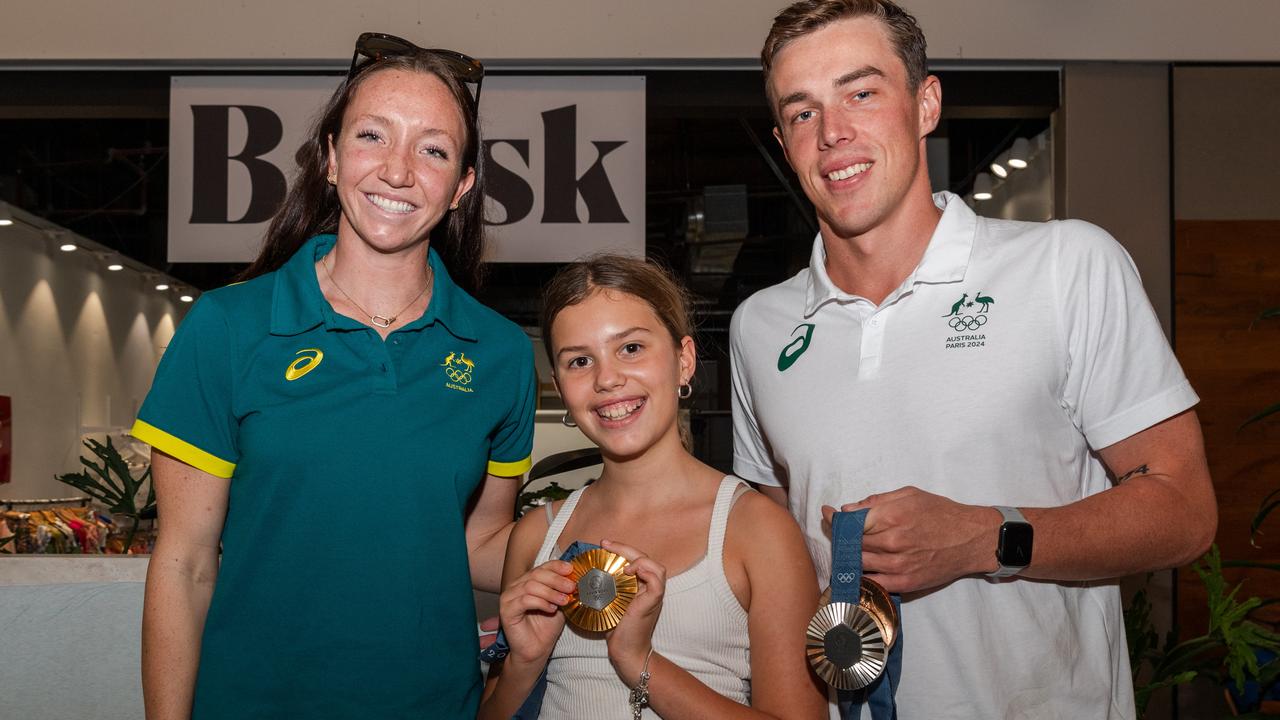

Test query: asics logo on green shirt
[285,348,324,381]
[777,324,815,372]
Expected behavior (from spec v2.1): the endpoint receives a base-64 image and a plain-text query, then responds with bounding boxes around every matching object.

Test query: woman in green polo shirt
[135,34,536,719]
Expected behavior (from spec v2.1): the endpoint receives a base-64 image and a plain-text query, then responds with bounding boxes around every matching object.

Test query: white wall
[0,208,184,500]
[4,1,1280,64]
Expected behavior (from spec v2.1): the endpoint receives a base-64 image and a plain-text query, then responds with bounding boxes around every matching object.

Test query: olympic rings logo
[836,572,856,584]
[947,314,988,331]
[444,368,473,384]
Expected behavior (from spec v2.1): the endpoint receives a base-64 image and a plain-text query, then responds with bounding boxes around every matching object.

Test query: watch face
[999,522,1034,567]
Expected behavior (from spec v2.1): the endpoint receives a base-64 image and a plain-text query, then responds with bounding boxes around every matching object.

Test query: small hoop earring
[561,412,577,428]
[678,383,693,400]
[449,202,459,210]
[326,174,337,186]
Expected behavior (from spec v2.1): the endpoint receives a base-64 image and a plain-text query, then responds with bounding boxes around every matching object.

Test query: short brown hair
[761,0,928,92]
[540,254,694,370]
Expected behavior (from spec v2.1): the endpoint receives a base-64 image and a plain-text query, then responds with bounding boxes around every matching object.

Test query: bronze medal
[562,548,639,632]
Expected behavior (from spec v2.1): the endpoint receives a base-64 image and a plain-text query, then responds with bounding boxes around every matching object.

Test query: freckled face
[327,68,475,254]
[551,290,695,461]
[769,16,939,240]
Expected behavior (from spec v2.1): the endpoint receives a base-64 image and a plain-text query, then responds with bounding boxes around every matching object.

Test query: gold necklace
[322,255,431,329]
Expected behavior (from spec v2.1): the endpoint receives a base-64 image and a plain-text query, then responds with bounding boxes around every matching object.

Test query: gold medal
[807,579,899,690]
[562,548,639,632]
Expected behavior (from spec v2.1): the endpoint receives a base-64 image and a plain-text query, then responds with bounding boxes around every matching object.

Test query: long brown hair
[239,54,487,291]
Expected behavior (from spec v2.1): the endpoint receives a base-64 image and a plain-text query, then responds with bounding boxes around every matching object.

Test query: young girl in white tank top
[480,256,826,720]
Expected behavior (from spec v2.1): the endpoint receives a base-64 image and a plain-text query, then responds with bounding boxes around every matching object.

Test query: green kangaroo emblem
[943,293,969,317]
[777,323,815,372]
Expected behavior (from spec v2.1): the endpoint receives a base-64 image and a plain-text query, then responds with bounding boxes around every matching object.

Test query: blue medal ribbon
[830,510,902,720]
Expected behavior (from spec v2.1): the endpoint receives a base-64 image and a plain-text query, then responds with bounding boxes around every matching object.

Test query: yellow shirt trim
[487,456,532,478]
[131,419,237,479]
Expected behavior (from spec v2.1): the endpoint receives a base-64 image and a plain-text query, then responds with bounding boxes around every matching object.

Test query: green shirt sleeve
[486,338,536,477]
[132,296,238,478]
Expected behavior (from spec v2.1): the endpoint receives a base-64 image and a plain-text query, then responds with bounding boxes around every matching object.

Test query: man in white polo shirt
[730,1,1217,717]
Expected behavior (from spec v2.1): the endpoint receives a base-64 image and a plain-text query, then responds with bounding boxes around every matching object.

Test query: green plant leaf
[1152,635,1221,678]
[1245,488,1280,545]
[1126,571,1220,716]
[53,436,154,527]
[1134,670,1197,718]
[1242,403,1280,430]
[1193,547,1280,693]
[1249,307,1280,330]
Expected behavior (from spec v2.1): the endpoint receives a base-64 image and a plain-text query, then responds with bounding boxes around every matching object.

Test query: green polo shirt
[132,234,535,719]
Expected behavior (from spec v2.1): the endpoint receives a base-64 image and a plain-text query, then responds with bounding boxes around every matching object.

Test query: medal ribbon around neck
[808,510,903,719]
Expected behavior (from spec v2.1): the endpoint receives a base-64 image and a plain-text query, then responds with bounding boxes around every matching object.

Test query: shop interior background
[1,2,1278,718]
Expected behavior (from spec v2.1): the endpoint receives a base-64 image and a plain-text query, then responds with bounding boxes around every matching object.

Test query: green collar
[269,234,478,341]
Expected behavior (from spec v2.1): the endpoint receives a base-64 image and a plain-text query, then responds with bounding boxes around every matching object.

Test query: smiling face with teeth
[327,68,476,257]
[768,16,941,246]
[550,289,695,462]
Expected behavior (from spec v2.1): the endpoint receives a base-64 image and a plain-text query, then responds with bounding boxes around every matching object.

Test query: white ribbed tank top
[533,475,753,719]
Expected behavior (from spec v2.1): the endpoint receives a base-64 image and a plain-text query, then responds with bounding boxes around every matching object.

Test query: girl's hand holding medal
[498,559,575,664]
[600,538,668,686]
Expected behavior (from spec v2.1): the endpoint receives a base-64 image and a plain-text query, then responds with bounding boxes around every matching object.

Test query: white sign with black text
[168,75,645,263]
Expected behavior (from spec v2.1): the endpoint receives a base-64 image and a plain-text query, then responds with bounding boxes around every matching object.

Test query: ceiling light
[59,243,78,252]
[990,154,1009,179]
[1007,137,1031,169]
[973,173,994,201]
[179,294,194,303]
[107,260,125,271]
[0,204,12,226]
[155,282,170,291]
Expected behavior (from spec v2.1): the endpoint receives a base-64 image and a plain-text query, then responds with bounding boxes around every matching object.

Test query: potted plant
[54,437,156,553]
[1128,306,1280,717]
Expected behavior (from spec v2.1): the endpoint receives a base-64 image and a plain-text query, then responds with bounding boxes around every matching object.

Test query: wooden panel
[1175,220,1280,635]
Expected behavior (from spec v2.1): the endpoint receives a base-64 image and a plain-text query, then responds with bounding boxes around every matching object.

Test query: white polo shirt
[730,192,1197,719]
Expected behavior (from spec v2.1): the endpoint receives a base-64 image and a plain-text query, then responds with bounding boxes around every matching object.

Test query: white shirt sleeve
[729,302,784,487]
[1052,220,1199,450]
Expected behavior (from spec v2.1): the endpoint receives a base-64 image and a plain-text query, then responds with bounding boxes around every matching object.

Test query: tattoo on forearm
[1117,464,1150,483]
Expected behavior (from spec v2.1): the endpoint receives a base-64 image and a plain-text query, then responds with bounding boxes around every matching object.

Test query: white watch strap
[995,505,1027,525]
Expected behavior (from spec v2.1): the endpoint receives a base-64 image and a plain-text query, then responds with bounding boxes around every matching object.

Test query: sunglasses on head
[347,32,485,111]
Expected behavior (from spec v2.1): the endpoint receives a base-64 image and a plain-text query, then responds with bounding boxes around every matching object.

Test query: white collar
[803,191,978,316]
